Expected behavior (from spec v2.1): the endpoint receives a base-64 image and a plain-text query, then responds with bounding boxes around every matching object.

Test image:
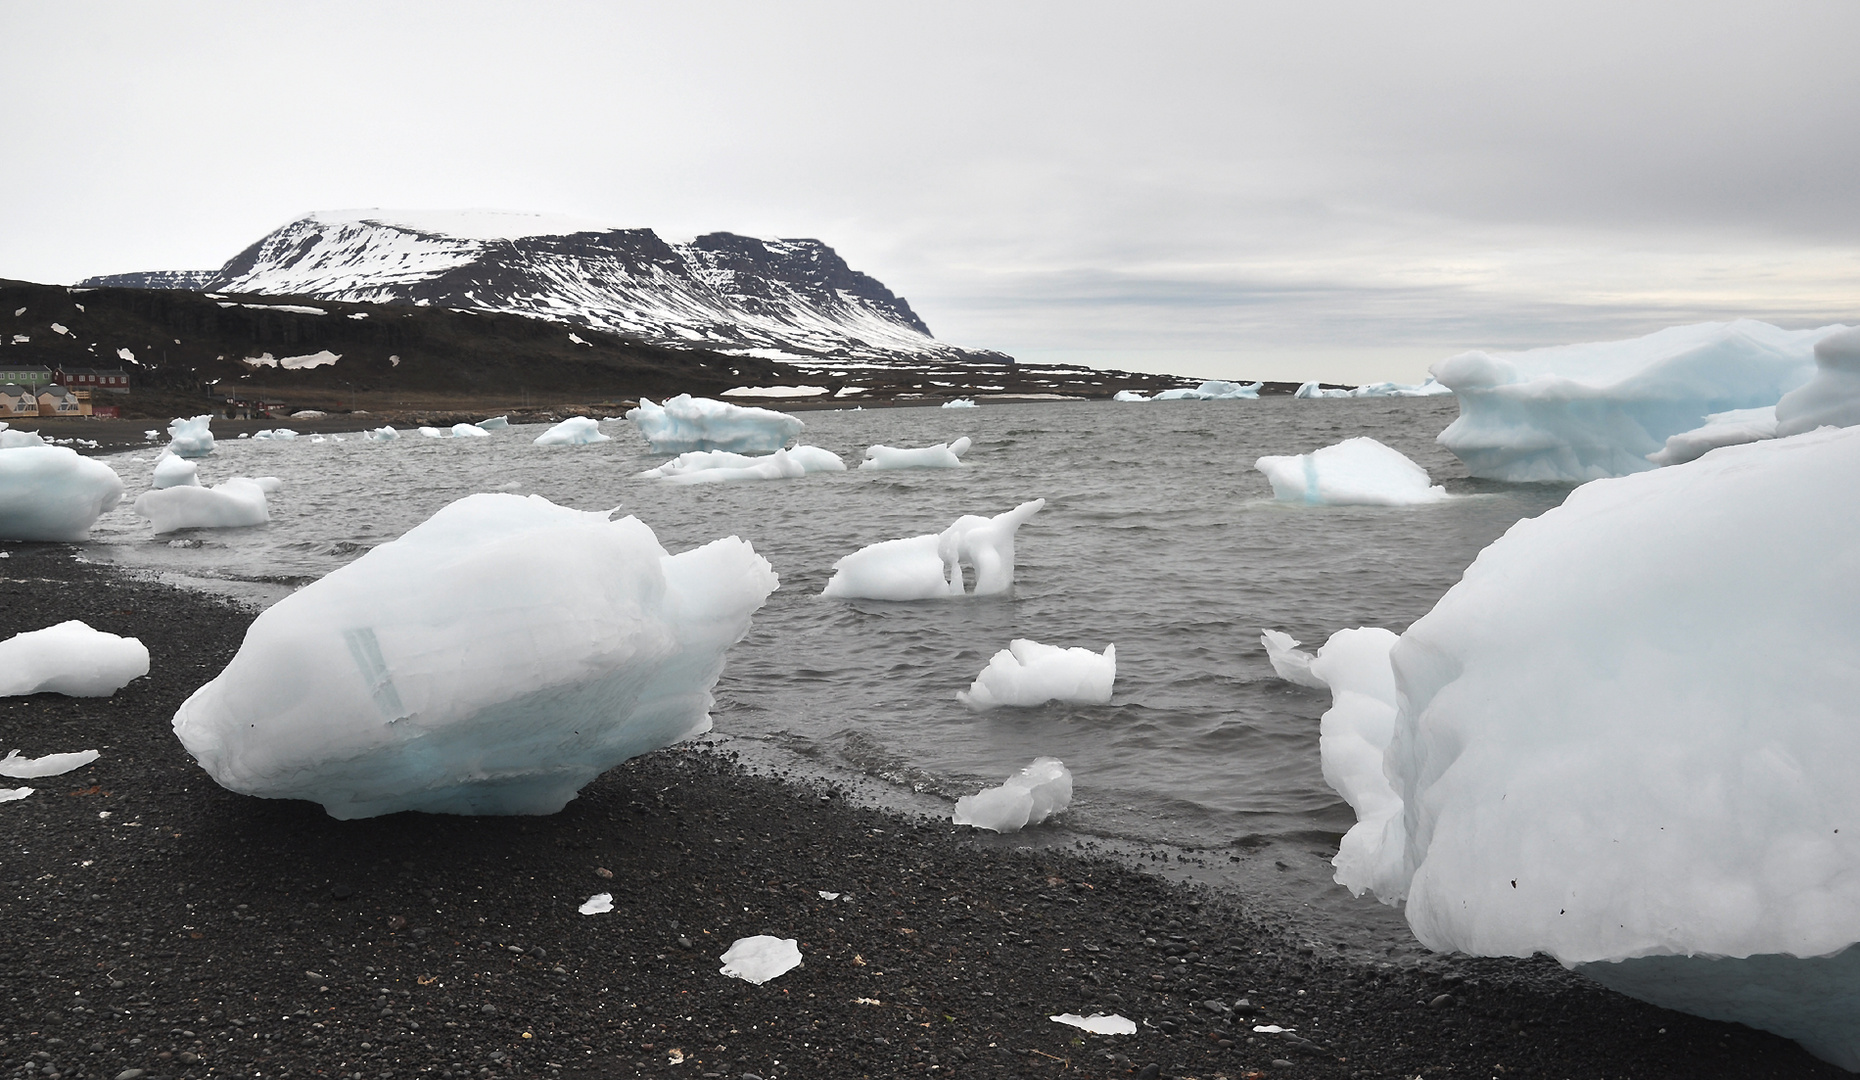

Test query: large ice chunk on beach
[0,621,149,697]
[134,477,271,534]
[637,446,845,484]
[1776,326,1860,438]
[953,757,1073,833]
[1433,320,1842,482]
[533,417,609,446]
[859,437,971,470]
[821,499,1043,600]
[627,394,803,454]
[171,493,779,819]
[1254,437,1448,506]
[0,445,125,542]
[166,415,215,458]
[1321,426,1860,1068]
[957,640,1115,711]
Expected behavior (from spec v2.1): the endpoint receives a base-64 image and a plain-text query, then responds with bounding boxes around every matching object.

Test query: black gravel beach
[0,544,1838,1080]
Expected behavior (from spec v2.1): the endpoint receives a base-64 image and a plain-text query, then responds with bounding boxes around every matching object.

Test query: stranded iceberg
[860,437,971,470]
[1432,320,1844,482]
[637,446,845,484]
[953,757,1074,833]
[0,621,149,697]
[958,640,1115,711]
[0,445,124,542]
[1254,437,1448,506]
[822,500,1044,601]
[171,493,779,819]
[627,394,803,454]
[1316,426,1860,1069]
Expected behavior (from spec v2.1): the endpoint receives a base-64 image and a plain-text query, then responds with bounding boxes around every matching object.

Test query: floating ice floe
[953,757,1073,833]
[1647,406,1778,466]
[171,493,779,818]
[1776,326,1860,439]
[578,893,614,915]
[1296,379,1451,399]
[366,426,400,441]
[135,476,273,534]
[721,385,828,398]
[627,394,803,454]
[166,415,215,458]
[1254,437,1449,506]
[719,935,802,984]
[821,499,1044,601]
[957,639,1115,711]
[252,428,297,441]
[476,415,509,431]
[636,446,845,484]
[1318,425,1860,1069]
[1259,629,1327,689]
[1155,380,1262,401]
[1432,320,1845,482]
[0,621,149,697]
[942,398,977,408]
[450,423,489,438]
[533,416,609,446]
[859,437,971,470]
[0,748,101,776]
[0,445,125,541]
[1113,390,1151,402]
[1050,1013,1136,1035]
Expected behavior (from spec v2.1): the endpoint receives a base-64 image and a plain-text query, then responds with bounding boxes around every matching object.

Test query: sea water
[79,398,1569,953]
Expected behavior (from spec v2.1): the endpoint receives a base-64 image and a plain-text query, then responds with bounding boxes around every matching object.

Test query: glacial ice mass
[627,394,803,454]
[859,437,971,470]
[1254,437,1448,506]
[0,446,125,542]
[821,499,1043,600]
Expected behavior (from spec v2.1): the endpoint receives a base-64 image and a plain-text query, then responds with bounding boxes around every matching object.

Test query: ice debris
[636,446,845,484]
[627,394,803,454]
[135,477,272,534]
[1254,437,1448,506]
[957,639,1115,711]
[1318,425,1860,1069]
[859,437,971,470]
[953,757,1072,833]
[0,621,149,697]
[941,397,977,408]
[821,499,1044,601]
[171,493,779,819]
[166,415,215,458]
[0,788,31,803]
[1050,1013,1136,1035]
[0,446,124,541]
[477,415,509,431]
[533,416,609,446]
[718,936,802,984]
[1113,390,1150,402]
[252,428,297,440]
[1259,629,1326,689]
[367,426,400,441]
[0,749,100,777]
[578,893,614,915]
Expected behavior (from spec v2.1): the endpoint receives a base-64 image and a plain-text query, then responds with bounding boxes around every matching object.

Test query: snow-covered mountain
[81,210,1009,371]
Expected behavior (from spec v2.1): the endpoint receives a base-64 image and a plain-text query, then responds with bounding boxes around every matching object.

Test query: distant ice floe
[533,417,609,446]
[135,477,275,534]
[953,757,1073,833]
[1433,320,1846,482]
[859,437,971,470]
[822,499,1043,601]
[721,385,828,398]
[958,640,1115,711]
[636,446,845,484]
[719,936,803,984]
[1113,390,1151,402]
[1254,437,1449,506]
[252,428,297,440]
[627,394,803,454]
[167,415,215,458]
[1154,380,1262,401]
[1295,379,1451,399]
[0,621,148,697]
[477,415,509,431]
[171,493,779,819]
[1315,425,1860,1069]
[941,398,977,409]
[366,426,400,441]
[0,445,125,542]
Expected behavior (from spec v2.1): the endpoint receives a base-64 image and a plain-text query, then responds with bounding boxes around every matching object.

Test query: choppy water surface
[83,399,1569,951]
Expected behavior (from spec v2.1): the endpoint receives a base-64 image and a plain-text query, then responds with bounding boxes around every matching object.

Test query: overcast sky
[3,1,1856,382]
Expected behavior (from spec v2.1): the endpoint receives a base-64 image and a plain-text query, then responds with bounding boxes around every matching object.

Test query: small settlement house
[0,383,38,417]
[52,364,130,393]
[0,364,53,390]
[36,384,90,417]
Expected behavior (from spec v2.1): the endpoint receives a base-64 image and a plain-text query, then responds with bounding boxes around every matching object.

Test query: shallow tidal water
[80,397,1570,954]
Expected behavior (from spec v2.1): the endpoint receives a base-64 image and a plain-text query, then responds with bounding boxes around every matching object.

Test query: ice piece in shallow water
[1647,406,1778,466]
[1050,1013,1136,1035]
[0,748,101,776]
[637,446,845,484]
[821,499,1043,600]
[1113,390,1150,402]
[1320,426,1860,1068]
[476,415,509,431]
[957,639,1115,711]
[151,452,200,489]
[1776,326,1860,438]
[171,493,779,819]
[627,394,803,454]
[1254,437,1448,506]
[953,757,1073,833]
[1260,629,1326,689]
[718,935,802,984]
[859,437,971,470]
[134,477,270,534]
[1308,627,1405,896]
[578,893,614,915]
[533,416,609,446]
[1433,320,1845,482]
[166,415,214,458]
[941,397,977,408]
[0,446,125,541]
[367,426,399,441]
[0,620,149,697]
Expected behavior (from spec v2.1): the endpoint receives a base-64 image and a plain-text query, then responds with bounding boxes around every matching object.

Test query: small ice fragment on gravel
[1,787,33,802]
[0,748,100,777]
[578,893,614,915]
[1254,1024,1292,1033]
[818,890,840,900]
[719,935,802,984]
[1050,1013,1136,1035]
